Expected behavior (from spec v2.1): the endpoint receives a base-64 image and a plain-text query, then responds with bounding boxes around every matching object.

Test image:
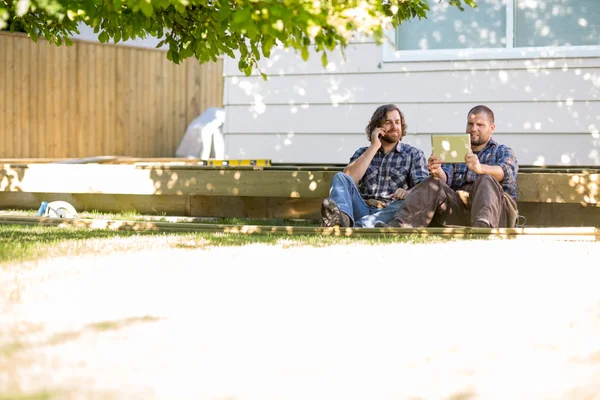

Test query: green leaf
[6,0,465,75]
[140,0,153,18]
[321,52,328,68]
[98,30,109,43]
[300,47,309,61]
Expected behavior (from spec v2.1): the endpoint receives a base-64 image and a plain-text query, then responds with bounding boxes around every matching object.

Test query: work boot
[321,198,350,227]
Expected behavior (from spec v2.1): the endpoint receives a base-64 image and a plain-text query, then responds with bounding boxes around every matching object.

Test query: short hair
[468,105,495,123]
[365,104,407,141]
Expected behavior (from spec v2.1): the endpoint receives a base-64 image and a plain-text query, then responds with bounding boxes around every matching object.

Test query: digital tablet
[431,134,471,163]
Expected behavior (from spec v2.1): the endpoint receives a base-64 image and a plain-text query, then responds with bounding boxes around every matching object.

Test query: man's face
[380,110,402,144]
[466,112,495,148]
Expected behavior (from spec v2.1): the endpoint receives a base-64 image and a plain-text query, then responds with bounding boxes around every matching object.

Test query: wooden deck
[0,161,599,226]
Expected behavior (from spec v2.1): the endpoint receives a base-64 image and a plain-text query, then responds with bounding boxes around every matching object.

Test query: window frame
[382,0,600,62]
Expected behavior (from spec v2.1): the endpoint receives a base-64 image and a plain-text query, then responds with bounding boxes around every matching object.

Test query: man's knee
[474,174,503,190]
[416,176,445,193]
[332,172,353,185]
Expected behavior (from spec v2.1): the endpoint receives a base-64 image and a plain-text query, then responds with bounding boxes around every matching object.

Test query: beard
[470,132,489,147]
[381,130,401,143]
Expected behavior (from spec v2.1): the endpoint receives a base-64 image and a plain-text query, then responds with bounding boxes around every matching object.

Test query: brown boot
[321,198,351,227]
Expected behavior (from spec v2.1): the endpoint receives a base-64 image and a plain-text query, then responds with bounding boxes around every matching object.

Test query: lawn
[2,238,600,399]
[0,223,452,265]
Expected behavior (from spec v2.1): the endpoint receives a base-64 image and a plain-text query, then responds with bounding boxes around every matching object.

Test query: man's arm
[343,129,383,184]
[429,155,448,183]
[465,151,504,182]
[410,149,430,186]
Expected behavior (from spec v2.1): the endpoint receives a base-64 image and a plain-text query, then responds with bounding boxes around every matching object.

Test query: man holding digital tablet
[384,105,519,228]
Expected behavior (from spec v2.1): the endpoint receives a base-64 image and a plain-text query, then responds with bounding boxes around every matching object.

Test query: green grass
[0,224,454,265]
[1,209,318,226]
[0,391,56,400]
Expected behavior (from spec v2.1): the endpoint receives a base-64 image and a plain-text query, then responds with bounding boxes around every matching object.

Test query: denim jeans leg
[355,200,405,228]
[329,172,371,225]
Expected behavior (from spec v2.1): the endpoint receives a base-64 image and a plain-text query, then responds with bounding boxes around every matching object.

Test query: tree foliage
[1,0,477,75]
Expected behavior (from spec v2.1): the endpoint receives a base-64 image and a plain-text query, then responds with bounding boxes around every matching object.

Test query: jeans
[328,172,405,228]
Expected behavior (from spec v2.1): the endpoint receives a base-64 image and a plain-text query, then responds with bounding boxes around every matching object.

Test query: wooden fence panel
[0,32,224,158]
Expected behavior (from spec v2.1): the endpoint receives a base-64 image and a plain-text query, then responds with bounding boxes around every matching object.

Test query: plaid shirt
[350,142,429,201]
[441,139,519,199]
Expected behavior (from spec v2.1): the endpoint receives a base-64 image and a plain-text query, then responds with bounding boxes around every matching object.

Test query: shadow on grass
[1,316,162,358]
[0,224,457,264]
[0,391,55,400]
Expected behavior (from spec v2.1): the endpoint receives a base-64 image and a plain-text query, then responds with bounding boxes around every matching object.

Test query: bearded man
[386,105,519,229]
[320,104,429,228]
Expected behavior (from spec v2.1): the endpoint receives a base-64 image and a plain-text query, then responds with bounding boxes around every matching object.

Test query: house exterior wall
[223,40,600,166]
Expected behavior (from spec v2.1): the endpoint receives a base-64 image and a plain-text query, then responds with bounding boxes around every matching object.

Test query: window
[386,0,600,61]
[515,0,599,47]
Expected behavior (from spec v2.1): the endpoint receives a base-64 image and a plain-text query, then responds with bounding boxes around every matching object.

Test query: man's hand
[392,188,409,200]
[465,150,483,174]
[370,128,384,148]
[365,199,387,209]
[428,154,442,176]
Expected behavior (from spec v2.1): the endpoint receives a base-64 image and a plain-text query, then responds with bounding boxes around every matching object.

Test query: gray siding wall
[223,41,600,166]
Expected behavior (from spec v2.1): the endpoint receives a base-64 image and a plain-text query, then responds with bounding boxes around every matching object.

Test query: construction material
[0,215,597,241]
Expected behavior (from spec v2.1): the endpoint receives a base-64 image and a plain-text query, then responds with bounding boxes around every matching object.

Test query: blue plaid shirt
[441,139,518,199]
[350,142,429,201]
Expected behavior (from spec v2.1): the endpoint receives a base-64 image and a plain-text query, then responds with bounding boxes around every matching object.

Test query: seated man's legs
[389,176,468,228]
[321,172,370,227]
[355,199,404,228]
[469,175,506,227]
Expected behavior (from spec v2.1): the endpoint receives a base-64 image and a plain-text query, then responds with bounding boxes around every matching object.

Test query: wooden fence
[0,32,223,158]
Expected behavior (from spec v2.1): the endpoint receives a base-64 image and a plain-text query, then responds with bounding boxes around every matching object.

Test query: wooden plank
[0,192,597,227]
[266,197,322,219]
[517,173,600,204]
[114,47,126,156]
[174,62,188,155]
[186,58,201,129]
[90,43,99,157]
[28,38,39,158]
[190,195,268,218]
[0,164,599,205]
[0,35,8,157]
[0,164,337,197]
[147,50,155,157]
[517,202,600,227]
[55,43,69,158]
[5,35,15,158]
[35,40,47,157]
[216,58,224,107]
[0,215,597,241]
[19,37,31,157]
[0,33,222,159]
[13,36,24,157]
[124,48,137,156]
[159,55,169,158]
[0,192,190,215]
[75,43,87,156]
[66,41,78,157]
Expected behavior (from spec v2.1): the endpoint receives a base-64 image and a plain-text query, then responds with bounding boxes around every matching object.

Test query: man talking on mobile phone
[320,104,429,228]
